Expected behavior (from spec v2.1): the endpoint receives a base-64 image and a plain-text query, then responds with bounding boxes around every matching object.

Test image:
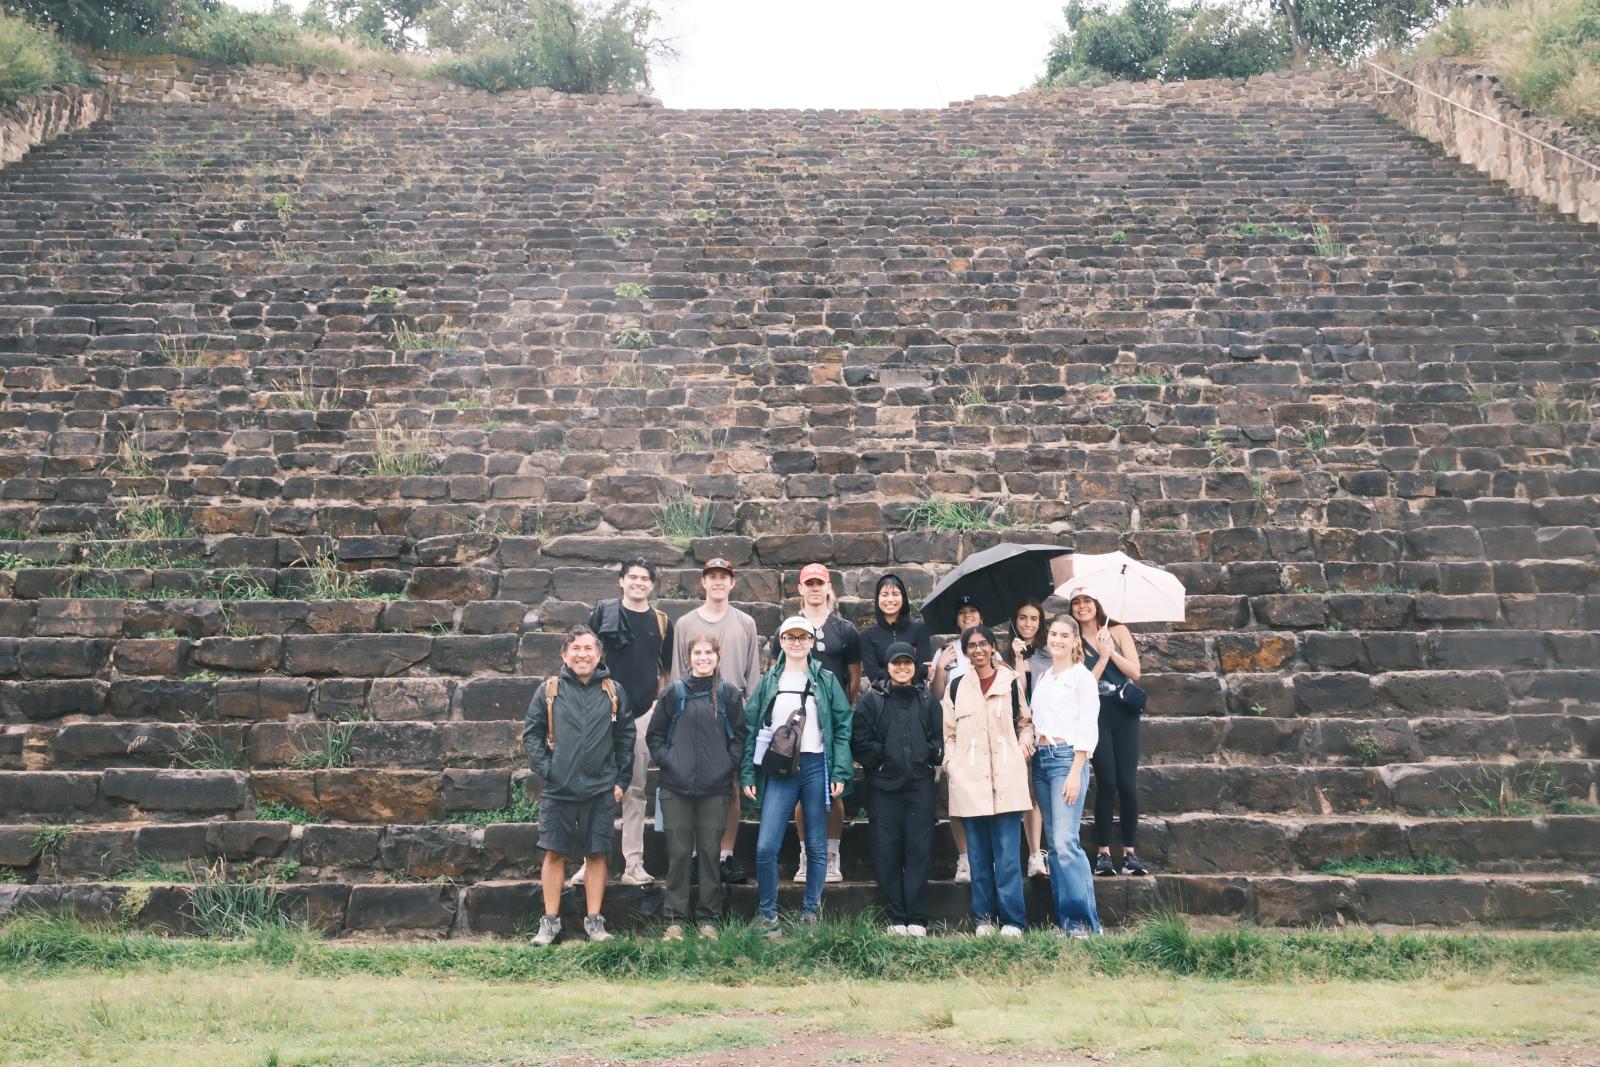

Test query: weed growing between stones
[366,426,441,477]
[438,793,540,828]
[654,491,716,548]
[614,327,654,350]
[1350,732,1390,767]
[113,856,193,883]
[1205,427,1239,469]
[613,282,649,300]
[116,499,190,541]
[901,496,1009,533]
[155,334,210,368]
[210,567,275,601]
[1528,381,1579,423]
[290,715,366,770]
[390,323,461,352]
[254,803,325,825]
[1444,761,1600,817]
[276,367,343,411]
[177,732,240,771]
[607,352,669,387]
[31,825,71,857]
[1319,855,1461,877]
[188,865,294,940]
[1311,223,1347,258]
[114,434,155,478]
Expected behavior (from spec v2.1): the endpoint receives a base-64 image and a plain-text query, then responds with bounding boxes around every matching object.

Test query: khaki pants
[620,704,654,870]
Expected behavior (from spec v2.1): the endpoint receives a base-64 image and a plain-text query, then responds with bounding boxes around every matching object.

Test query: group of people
[520,555,1147,945]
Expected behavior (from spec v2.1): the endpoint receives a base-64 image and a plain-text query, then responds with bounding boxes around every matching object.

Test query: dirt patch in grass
[554,1031,1083,1067]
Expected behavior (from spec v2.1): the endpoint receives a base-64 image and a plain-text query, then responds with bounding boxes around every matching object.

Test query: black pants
[867,777,935,926]
[1092,704,1141,850]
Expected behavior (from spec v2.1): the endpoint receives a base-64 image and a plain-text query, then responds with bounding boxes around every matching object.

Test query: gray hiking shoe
[583,914,613,942]
[530,914,561,946]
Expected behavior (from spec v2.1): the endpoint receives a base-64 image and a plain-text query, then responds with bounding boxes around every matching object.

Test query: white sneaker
[826,850,843,883]
[887,924,908,936]
[974,922,997,936]
[1028,850,1049,878]
[954,855,971,884]
[1000,925,1024,938]
[792,848,807,882]
[905,924,928,938]
[565,865,585,887]
[620,864,653,886]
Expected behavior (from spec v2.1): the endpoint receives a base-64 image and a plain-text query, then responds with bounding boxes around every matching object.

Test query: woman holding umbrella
[1068,592,1147,876]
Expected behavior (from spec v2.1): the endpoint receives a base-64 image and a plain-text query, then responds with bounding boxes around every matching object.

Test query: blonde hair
[1048,615,1085,667]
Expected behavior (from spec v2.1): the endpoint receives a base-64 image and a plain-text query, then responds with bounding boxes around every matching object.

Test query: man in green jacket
[740,616,854,936]
[523,625,635,945]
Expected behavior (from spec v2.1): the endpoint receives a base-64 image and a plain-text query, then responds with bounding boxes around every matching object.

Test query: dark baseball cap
[955,594,982,612]
[702,557,736,575]
[885,642,917,663]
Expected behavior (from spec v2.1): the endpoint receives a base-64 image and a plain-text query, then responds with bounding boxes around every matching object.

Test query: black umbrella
[919,542,1073,635]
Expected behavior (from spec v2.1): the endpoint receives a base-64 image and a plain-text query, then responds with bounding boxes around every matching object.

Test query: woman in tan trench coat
[942,624,1035,934]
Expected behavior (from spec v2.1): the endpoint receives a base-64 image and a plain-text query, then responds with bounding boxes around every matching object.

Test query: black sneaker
[1120,851,1149,876]
[719,855,748,885]
[1093,852,1116,877]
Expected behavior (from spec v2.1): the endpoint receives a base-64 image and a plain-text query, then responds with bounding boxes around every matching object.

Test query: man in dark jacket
[523,625,635,945]
[588,557,672,889]
[850,642,943,936]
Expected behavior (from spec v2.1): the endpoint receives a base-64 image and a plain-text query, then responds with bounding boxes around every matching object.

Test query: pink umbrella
[1053,551,1186,624]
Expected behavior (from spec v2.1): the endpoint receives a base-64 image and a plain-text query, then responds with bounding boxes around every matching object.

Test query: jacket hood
[873,573,916,629]
[558,663,613,686]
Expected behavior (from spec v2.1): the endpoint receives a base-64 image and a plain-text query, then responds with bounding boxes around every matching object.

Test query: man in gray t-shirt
[670,557,761,885]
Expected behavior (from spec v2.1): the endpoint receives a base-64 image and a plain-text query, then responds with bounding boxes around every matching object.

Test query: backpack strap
[1010,677,1022,736]
[545,674,620,750]
[545,675,559,749]
[654,608,667,638]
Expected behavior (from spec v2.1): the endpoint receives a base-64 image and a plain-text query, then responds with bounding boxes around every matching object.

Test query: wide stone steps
[5,814,1597,884]
[5,871,1596,933]
[6,713,1593,772]
[0,758,1594,821]
[0,621,1595,688]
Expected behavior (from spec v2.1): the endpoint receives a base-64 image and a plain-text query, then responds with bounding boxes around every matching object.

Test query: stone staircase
[0,75,1597,935]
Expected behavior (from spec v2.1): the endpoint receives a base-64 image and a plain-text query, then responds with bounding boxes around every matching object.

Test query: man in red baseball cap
[765,561,862,884]
[671,555,761,885]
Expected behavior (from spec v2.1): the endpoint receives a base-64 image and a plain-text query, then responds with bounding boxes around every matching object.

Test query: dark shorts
[538,791,617,858]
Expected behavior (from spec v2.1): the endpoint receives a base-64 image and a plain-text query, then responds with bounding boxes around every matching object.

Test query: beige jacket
[941,663,1035,818]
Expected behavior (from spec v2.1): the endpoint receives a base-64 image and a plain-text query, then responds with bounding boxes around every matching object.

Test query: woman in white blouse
[1027,614,1102,936]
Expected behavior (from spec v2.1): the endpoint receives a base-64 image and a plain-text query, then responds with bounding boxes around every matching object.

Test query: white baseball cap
[778,615,815,637]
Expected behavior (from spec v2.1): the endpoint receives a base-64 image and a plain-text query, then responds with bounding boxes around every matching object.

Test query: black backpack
[662,679,735,747]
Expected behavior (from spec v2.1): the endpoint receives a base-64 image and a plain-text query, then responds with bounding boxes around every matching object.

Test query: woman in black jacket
[646,634,746,938]
[850,642,943,936]
[859,573,933,688]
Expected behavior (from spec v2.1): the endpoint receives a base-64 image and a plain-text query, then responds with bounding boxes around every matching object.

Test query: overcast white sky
[236,0,1069,109]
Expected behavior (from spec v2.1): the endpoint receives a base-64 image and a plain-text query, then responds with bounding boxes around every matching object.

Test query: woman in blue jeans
[741,615,854,937]
[1027,614,1103,936]
[942,625,1034,935]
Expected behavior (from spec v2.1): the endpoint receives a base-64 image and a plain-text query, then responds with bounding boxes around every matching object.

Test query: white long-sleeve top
[1028,661,1100,755]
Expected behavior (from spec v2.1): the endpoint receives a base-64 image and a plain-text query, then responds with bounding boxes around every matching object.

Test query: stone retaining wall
[1374,58,1600,227]
[0,84,107,169]
[81,49,658,113]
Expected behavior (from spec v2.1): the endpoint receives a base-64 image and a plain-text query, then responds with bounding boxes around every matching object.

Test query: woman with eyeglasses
[741,616,854,937]
[941,624,1034,936]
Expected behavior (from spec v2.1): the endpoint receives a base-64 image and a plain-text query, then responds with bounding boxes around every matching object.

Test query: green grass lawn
[1,915,1597,1066]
